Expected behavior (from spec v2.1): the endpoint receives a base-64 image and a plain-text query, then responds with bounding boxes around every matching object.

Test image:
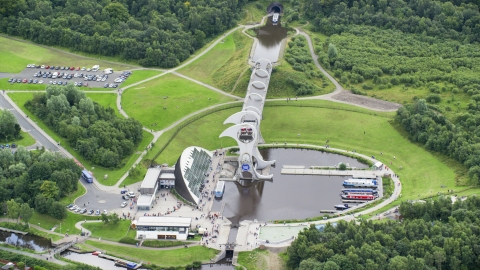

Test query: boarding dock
[97,253,142,269]
[281,166,382,178]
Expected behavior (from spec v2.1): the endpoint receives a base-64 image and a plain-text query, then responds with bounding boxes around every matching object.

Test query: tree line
[0,0,246,68]
[303,0,480,42]
[287,195,480,270]
[25,84,143,168]
[0,147,82,220]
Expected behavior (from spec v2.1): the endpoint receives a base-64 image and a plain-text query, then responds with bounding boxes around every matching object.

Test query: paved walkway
[0,245,68,265]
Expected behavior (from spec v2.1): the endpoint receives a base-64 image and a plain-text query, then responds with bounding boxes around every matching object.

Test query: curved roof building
[174,146,212,205]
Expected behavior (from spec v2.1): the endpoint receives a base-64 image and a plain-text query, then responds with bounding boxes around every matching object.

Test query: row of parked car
[66,204,107,215]
[27,64,100,72]
[8,78,44,84]
[0,143,16,149]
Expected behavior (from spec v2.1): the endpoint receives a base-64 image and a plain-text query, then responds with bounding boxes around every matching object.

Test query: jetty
[98,253,142,269]
[0,227,28,235]
[281,167,381,178]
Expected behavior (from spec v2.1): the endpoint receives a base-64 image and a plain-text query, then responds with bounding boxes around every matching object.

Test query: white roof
[374,162,383,167]
[141,168,161,189]
[137,216,192,227]
[137,195,154,206]
[159,173,175,180]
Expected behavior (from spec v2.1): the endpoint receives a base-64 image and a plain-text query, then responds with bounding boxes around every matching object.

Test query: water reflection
[252,16,287,62]
[0,231,52,252]
[212,148,368,221]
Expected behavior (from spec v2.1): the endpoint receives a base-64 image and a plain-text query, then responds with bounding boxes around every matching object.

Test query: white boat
[342,179,378,188]
[334,204,349,210]
[272,13,279,24]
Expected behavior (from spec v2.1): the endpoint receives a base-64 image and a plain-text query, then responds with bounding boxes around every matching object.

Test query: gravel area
[331,90,402,111]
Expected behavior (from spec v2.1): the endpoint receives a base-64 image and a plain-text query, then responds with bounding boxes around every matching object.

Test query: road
[0,93,60,152]
[0,246,68,266]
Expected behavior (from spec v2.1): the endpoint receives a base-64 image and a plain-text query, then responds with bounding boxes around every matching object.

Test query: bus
[214,181,226,198]
[82,169,93,183]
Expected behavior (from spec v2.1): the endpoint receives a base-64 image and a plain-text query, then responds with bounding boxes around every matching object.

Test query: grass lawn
[8,92,154,186]
[179,30,252,94]
[85,93,118,115]
[0,35,135,73]
[0,131,36,147]
[120,163,147,187]
[28,226,63,242]
[152,99,463,201]
[85,240,218,267]
[29,211,98,235]
[121,69,163,87]
[82,220,131,241]
[153,108,238,165]
[237,249,287,270]
[142,240,190,248]
[59,181,87,205]
[122,73,235,131]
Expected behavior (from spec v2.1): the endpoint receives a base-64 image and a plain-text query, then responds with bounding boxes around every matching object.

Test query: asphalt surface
[7,66,129,88]
[74,180,130,213]
[0,94,59,151]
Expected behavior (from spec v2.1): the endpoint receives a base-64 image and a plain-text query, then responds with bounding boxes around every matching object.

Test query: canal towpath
[0,246,68,266]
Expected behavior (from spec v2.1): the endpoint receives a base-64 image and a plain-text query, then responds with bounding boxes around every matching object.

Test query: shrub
[119,237,138,245]
[426,94,441,104]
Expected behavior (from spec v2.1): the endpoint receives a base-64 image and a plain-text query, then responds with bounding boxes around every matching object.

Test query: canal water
[0,231,53,252]
[212,148,368,222]
[252,16,287,62]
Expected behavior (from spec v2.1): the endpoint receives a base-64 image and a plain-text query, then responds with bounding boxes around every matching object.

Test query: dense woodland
[287,196,480,270]
[0,0,246,67]
[284,36,325,96]
[25,85,143,168]
[0,147,81,219]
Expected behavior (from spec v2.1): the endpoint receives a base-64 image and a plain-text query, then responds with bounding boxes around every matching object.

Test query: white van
[127,191,135,198]
[52,72,58,79]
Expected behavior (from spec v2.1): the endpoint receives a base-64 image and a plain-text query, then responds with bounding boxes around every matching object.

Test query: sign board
[241,164,250,171]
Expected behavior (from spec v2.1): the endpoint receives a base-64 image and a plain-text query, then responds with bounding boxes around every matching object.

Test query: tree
[328,43,337,60]
[48,202,67,219]
[40,180,60,199]
[19,203,33,224]
[298,258,323,270]
[323,261,340,270]
[0,109,21,140]
[34,194,52,214]
[110,213,120,225]
[6,199,20,222]
[101,213,110,224]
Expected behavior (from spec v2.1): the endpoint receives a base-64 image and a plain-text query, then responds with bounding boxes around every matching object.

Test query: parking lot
[7,64,132,88]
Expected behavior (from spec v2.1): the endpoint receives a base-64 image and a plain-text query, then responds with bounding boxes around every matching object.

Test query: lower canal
[212,148,369,222]
[0,230,53,252]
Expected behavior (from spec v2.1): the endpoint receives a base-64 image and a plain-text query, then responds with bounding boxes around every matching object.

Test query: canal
[212,148,369,222]
[252,16,287,62]
[0,230,53,252]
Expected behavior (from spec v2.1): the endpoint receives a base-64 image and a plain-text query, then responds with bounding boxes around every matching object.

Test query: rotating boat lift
[219,58,275,182]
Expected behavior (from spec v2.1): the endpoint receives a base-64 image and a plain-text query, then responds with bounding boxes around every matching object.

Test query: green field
[0,130,36,147]
[85,240,218,267]
[121,69,163,87]
[152,99,463,200]
[0,35,135,73]
[85,93,119,116]
[122,73,235,131]
[30,211,98,235]
[179,30,252,94]
[82,220,131,241]
[239,1,270,25]
[8,92,154,186]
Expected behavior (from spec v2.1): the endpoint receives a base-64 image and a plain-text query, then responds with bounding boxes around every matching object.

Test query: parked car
[95,210,100,215]
[88,210,94,215]
[103,210,107,214]
[80,209,87,214]
[11,143,16,148]
[39,80,43,84]
[66,204,74,208]
[128,191,135,198]
[45,65,50,69]
[8,78,12,82]
[5,144,9,149]
[121,202,127,208]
